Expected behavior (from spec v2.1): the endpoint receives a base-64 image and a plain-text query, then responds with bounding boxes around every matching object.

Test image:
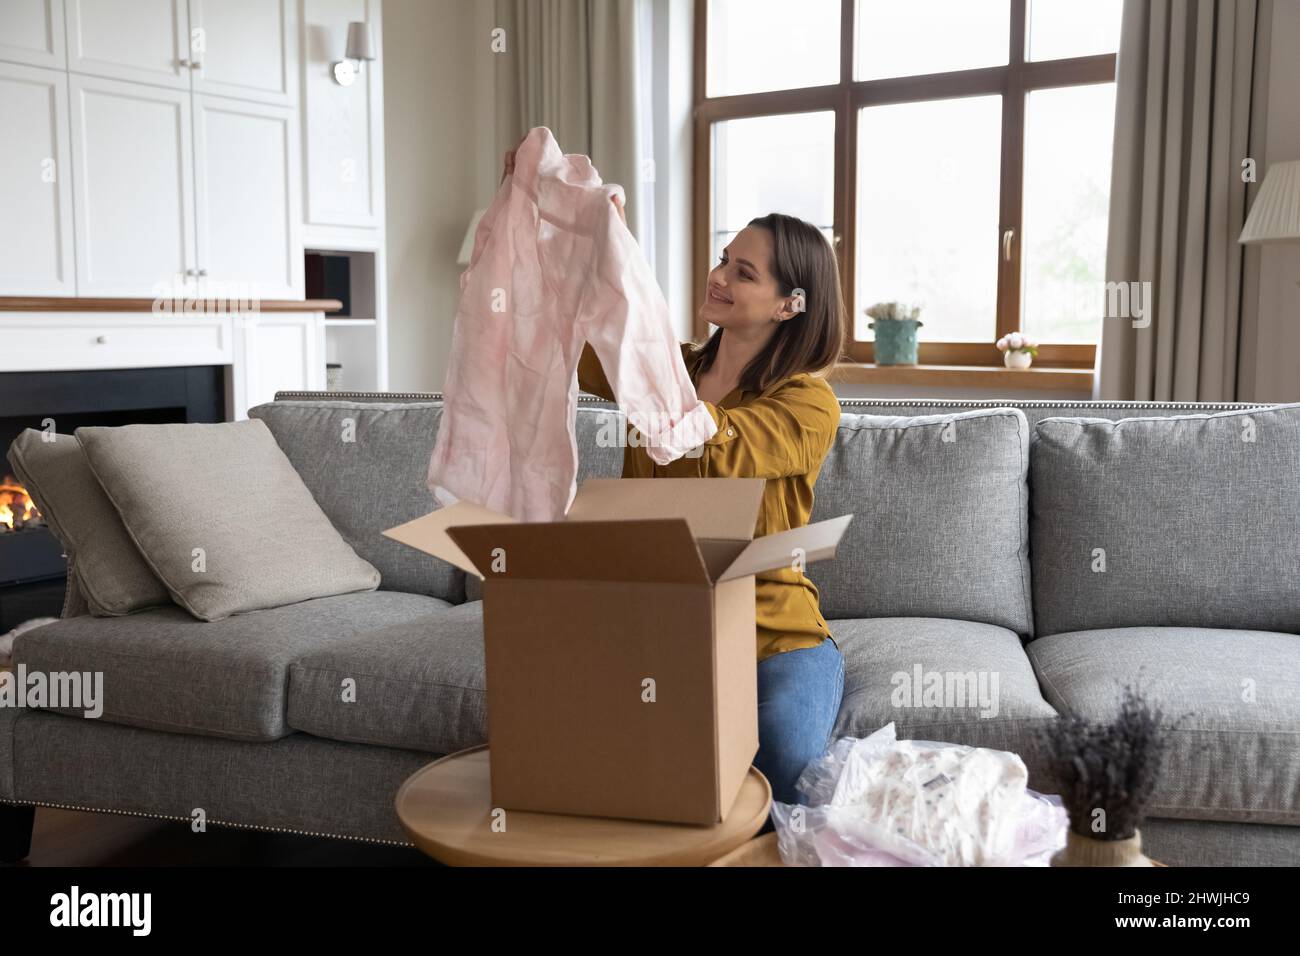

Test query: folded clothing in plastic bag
[771,722,1067,866]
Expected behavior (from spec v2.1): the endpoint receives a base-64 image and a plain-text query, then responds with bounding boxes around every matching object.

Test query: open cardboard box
[383,477,853,826]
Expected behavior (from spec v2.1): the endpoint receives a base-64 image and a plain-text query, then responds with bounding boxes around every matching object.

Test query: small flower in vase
[996,331,1039,369]
[866,301,923,365]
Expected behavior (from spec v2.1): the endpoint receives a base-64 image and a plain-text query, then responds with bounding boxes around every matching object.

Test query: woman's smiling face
[698,225,789,330]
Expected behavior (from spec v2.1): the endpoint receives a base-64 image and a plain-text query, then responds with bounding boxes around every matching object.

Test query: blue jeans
[753,637,844,833]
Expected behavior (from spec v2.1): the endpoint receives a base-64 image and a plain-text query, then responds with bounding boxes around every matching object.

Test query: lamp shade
[457,209,487,265]
[1239,159,1300,244]
[345,21,375,61]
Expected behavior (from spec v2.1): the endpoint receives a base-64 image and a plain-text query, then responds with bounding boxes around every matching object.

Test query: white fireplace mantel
[0,297,342,420]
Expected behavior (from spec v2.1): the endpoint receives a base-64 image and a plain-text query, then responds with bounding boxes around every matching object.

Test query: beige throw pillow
[76,418,380,622]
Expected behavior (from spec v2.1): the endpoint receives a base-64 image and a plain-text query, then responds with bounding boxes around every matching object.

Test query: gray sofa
[2,392,1297,866]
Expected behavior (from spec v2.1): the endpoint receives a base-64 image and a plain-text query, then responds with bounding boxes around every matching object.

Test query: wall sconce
[333,21,375,87]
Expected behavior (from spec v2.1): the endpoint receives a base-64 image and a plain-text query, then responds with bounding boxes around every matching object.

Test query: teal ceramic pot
[869,318,923,365]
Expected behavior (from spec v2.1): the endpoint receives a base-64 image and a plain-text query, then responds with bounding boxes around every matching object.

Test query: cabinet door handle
[1002,228,1015,262]
[198,269,208,276]
[185,268,198,277]
[95,335,107,344]
[179,58,191,68]
[189,61,202,70]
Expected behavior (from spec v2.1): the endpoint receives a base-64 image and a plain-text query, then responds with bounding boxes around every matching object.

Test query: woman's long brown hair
[689,212,848,396]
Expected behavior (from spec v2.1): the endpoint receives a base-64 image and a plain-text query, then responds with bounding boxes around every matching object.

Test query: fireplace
[0,473,63,584]
[0,365,224,632]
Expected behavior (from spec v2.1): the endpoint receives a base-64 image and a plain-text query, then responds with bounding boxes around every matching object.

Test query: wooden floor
[10,807,440,866]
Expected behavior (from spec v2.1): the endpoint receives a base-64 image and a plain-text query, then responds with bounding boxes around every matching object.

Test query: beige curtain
[1095,0,1263,400]
[492,0,646,239]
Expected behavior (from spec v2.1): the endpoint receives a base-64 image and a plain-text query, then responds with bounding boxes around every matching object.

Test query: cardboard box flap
[381,500,516,577]
[716,514,855,582]
[696,539,749,581]
[447,518,712,584]
[565,478,766,541]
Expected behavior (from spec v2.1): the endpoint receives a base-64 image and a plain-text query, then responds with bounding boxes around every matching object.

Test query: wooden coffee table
[395,745,771,866]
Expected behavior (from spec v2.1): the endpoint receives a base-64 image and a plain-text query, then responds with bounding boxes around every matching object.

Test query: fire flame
[0,474,40,532]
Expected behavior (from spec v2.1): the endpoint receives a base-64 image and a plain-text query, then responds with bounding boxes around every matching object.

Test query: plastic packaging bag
[770,723,1067,866]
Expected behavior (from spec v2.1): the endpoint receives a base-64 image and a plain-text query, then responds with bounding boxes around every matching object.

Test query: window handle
[1002,228,1015,262]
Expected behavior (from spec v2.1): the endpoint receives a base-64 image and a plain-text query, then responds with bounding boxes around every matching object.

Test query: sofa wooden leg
[0,804,36,864]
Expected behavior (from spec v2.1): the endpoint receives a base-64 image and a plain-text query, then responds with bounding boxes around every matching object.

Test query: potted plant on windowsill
[996,331,1038,369]
[866,302,923,366]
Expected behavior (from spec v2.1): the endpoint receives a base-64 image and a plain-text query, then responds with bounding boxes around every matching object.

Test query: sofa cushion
[248,400,465,603]
[1027,626,1300,825]
[809,408,1033,634]
[829,617,1059,787]
[1031,403,1300,635]
[287,600,487,753]
[6,429,171,616]
[12,710,433,845]
[13,590,449,742]
[76,418,381,622]
[834,399,1268,431]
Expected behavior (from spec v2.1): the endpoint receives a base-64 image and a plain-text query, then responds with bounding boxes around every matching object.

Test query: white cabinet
[0,0,67,69]
[194,96,303,298]
[0,62,76,295]
[302,0,384,232]
[67,60,307,299]
[0,313,234,371]
[230,312,323,418]
[69,74,196,296]
[2,1,386,400]
[190,0,298,106]
[65,0,191,90]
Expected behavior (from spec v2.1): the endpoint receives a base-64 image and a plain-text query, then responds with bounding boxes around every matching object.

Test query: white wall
[382,0,480,391]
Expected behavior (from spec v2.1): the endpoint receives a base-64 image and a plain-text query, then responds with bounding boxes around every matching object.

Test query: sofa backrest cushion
[808,407,1033,635]
[831,399,1266,430]
[249,400,465,603]
[77,418,381,622]
[1030,403,1300,636]
[6,428,172,616]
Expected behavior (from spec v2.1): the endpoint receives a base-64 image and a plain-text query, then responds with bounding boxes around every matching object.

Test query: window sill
[830,363,1094,391]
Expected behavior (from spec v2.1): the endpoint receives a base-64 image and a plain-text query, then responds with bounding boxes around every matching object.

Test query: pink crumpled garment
[427,126,717,521]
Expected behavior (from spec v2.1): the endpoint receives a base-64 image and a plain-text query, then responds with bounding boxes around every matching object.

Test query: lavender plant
[1036,683,1186,841]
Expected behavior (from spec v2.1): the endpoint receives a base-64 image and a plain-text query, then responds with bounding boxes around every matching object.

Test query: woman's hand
[501,137,524,184]
[502,134,628,225]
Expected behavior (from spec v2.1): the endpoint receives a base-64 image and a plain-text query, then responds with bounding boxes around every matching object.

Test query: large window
[696,0,1121,367]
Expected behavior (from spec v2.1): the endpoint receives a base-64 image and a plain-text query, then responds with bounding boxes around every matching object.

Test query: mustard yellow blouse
[578,341,841,662]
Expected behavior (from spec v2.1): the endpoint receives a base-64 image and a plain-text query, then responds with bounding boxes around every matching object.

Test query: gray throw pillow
[6,428,172,616]
[808,407,1033,634]
[76,418,380,622]
[1031,403,1300,636]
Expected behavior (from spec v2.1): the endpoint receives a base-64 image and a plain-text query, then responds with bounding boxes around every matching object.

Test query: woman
[504,147,848,826]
